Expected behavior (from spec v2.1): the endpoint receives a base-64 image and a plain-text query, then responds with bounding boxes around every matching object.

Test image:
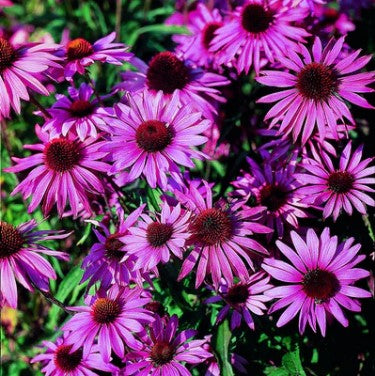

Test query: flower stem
[29,94,52,119]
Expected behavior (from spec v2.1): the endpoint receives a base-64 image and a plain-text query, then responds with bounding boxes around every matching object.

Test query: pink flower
[0,37,60,118]
[296,141,375,220]
[263,227,372,336]
[173,3,226,68]
[31,334,118,376]
[117,51,229,119]
[209,0,309,73]
[5,126,110,217]
[126,201,190,272]
[62,32,132,80]
[62,285,154,362]
[231,154,308,238]
[42,83,119,140]
[104,90,210,188]
[257,37,375,144]
[125,314,211,375]
[206,272,273,330]
[0,219,69,309]
[176,181,272,288]
[81,205,147,290]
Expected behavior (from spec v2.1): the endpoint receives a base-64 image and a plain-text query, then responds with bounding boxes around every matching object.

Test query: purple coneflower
[296,141,375,220]
[231,154,308,238]
[104,90,210,188]
[0,219,69,309]
[42,83,119,140]
[126,201,190,272]
[117,51,229,118]
[176,182,272,288]
[263,228,372,336]
[173,3,226,69]
[62,32,132,80]
[257,37,375,144]
[31,334,118,376]
[206,272,272,330]
[81,205,146,290]
[5,126,110,217]
[62,284,154,362]
[125,314,211,375]
[209,0,309,73]
[0,37,60,118]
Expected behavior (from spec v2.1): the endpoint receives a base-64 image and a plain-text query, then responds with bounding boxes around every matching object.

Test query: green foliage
[265,347,306,376]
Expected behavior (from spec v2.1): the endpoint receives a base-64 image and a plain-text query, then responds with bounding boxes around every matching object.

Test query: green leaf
[213,319,234,376]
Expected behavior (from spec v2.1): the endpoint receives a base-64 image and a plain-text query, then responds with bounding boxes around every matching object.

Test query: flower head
[125,314,211,375]
[209,0,309,73]
[263,228,372,336]
[62,285,154,362]
[126,201,190,273]
[5,126,110,217]
[206,272,273,330]
[81,205,147,290]
[257,37,375,144]
[0,219,69,308]
[176,181,272,288]
[62,32,132,80]
[118,51,229,119]
[104,90,210,188]
[296,141,375,220]
[0,37,60,118]
[42,83,119,140]
[31,334,118,376]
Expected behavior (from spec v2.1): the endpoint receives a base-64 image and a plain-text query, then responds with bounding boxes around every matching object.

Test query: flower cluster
[2,1,374,375]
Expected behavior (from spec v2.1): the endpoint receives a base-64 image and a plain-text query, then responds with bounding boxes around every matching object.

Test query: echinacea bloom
[118,51,230,119]
[231,154,308,238]
[209,0,309,74]
[125,314,211,375]
[257,37,375,144]
[206,272,272,330]
[0,0,13,7]
[296,141,375,220]
[62,285,154,362]
[42,83,119,140]
[263,228,372,336]
[104,91,210,188]
[0,219,69,309]
[31,334,118,376]
[81,205,146,290]
[176,182,272,288]
[5,126,110,217]
[126,201,190,272]
[0,37,60,118]
[62,32,132,80]
[173,3,226,68]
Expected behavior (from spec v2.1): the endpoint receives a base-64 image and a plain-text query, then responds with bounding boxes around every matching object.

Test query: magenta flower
[126,201,190,272]
[5,126,110,217]
[209,0,309,73]
[125,314,211,375]
[263,228,372,336]
[231,155,308,238]
[0,37,60,118]
[104,91,210,188]
[257,37,375,144]
[81,205,146,290]
[296,141,375,220]
[206,272,273,330]
[0,219,69,309]
[42,83,119,140]
[0,1,13,7]
[31,334,118,376]
[118,51,230,119]
[62,32,132,80]
[62,285,154,362]
[173,3,226,68]
[176,182,272,288]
